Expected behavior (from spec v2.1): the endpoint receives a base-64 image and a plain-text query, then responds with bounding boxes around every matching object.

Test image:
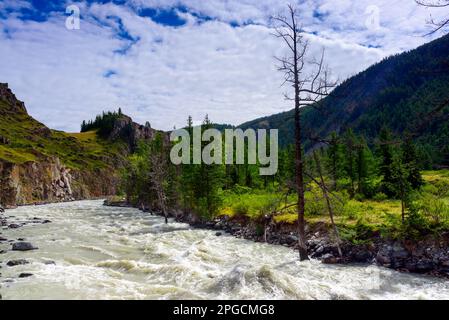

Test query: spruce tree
[343,129,357,197]
[402,136,424,190]
[378,127,396,197]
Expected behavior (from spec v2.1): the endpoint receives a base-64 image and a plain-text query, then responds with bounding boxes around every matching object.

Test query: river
[1,200,448,299]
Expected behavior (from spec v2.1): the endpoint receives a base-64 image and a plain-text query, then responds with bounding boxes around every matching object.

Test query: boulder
[322,253,338,264]
[352,250,373,263]
[415,260,435,273]
[8,224,21,229]
[376,251,391,266]
[18,273,33,278]
[0,206,4,213]
[7,259,29,267]
[0,236,7,242]
[215,232,222,237]
[12,242,38,251]
[286,235,298,245]
[391,243,409,259]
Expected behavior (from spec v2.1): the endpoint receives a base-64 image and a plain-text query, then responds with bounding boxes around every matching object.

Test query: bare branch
[416,0,449,35]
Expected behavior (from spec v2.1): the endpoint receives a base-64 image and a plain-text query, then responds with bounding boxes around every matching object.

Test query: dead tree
[416,0,449,34]
[272,4,336,260]
[149,153,169,224]
[312,151,343,258]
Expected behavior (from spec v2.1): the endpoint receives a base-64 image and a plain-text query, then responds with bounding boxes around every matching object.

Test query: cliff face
[0,158,120,207]
[0,83,155,207]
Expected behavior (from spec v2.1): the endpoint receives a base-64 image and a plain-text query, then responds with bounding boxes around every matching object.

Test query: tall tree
[326,132,344,189]
[343,129,357,197]
[378,127,397,197]
[402,136,424,190]
[272,5,336,260]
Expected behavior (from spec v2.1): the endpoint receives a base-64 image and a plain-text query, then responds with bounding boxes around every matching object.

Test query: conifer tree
[402,136,424,190]
[378,127,396,197]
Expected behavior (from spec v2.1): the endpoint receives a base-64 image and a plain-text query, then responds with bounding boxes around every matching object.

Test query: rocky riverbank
[104,198,449,278]
[0,206,52,298]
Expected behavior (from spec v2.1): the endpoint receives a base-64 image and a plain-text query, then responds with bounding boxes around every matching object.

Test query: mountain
[0,83,157,207]
[239,34,449,167]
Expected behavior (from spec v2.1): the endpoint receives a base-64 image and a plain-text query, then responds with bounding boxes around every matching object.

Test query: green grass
[0,100,127,170]
[218,170,449,241]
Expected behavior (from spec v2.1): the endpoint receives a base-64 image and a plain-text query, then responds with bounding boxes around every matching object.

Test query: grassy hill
[0,83,137,206]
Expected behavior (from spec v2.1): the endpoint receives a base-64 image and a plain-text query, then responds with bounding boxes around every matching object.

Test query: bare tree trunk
[295,106,308,260]
[272,4,336,261]
[313,151,342,258]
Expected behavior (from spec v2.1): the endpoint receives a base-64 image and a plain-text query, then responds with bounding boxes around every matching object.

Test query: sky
[0,0,447,132]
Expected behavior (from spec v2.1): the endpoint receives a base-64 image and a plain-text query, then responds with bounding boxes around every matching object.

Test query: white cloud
[0,1,447,131]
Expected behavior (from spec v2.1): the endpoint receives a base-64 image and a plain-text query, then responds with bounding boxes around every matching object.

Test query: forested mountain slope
[239,34,449,167]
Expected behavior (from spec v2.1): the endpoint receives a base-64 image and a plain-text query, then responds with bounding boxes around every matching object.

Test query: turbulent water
[1,200,449,300]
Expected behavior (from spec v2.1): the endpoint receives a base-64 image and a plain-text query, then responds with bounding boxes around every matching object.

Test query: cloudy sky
[0,0,447,132]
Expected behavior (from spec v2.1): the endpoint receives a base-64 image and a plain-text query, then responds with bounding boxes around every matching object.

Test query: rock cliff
[0,83,156,207]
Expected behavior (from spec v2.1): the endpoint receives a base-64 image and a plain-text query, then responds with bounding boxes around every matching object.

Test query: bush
[231,184,252,195]
[373,192,388,201]
[354,193,365,202]
[417,194,449,225]
[233,202,250,216]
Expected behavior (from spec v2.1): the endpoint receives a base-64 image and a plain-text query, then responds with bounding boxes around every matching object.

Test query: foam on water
[1,200,449,300]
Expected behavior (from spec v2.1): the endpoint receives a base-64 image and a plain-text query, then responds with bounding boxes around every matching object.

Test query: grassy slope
[0,100,126,170]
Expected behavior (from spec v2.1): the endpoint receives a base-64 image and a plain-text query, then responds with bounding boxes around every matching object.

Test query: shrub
[417,194,449,225]
[373,192,388,201]
[233,202,250,216]
[232,184,252,195]
[354,193,365,202]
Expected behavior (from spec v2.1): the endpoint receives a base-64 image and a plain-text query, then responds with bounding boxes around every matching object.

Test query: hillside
[0,83,156,207]
[239,34,449,167]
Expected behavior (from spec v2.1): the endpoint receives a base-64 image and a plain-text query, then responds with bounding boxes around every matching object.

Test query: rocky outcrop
[108,114,157,152]
[0,83,129,207]
[0,157,121,207]
[0,83,27,114]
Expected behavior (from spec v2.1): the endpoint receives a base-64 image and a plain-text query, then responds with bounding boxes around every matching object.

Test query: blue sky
[0,0,447,131]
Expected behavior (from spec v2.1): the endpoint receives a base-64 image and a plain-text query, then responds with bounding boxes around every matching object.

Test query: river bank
[103,198,449,278]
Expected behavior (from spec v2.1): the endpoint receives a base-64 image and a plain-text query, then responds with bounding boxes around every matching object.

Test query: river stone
[416,260,435,272]
[0,206,4,213]
[0,236,7,242]
[215,232,222,237]
[12,242,38,251]
[322,253,338,264]
[286,235,298,245]
[7,259,29,267]
[8,224,21,229]
[391,243,409,259]
[18,273,33,278]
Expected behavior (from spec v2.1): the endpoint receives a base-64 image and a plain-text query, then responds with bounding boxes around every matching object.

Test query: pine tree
[356,137,371,196]
[343,129,357,197]
[402,136,424,190]
[327,132,345,189]
[378,127,396,197]
[390,158,412,223]
[192,115,223,218]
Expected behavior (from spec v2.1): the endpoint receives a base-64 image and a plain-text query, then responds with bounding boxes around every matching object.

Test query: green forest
[90,112,448,243]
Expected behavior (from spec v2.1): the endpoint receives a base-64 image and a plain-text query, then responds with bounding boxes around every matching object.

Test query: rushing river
[1,200,449,300]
